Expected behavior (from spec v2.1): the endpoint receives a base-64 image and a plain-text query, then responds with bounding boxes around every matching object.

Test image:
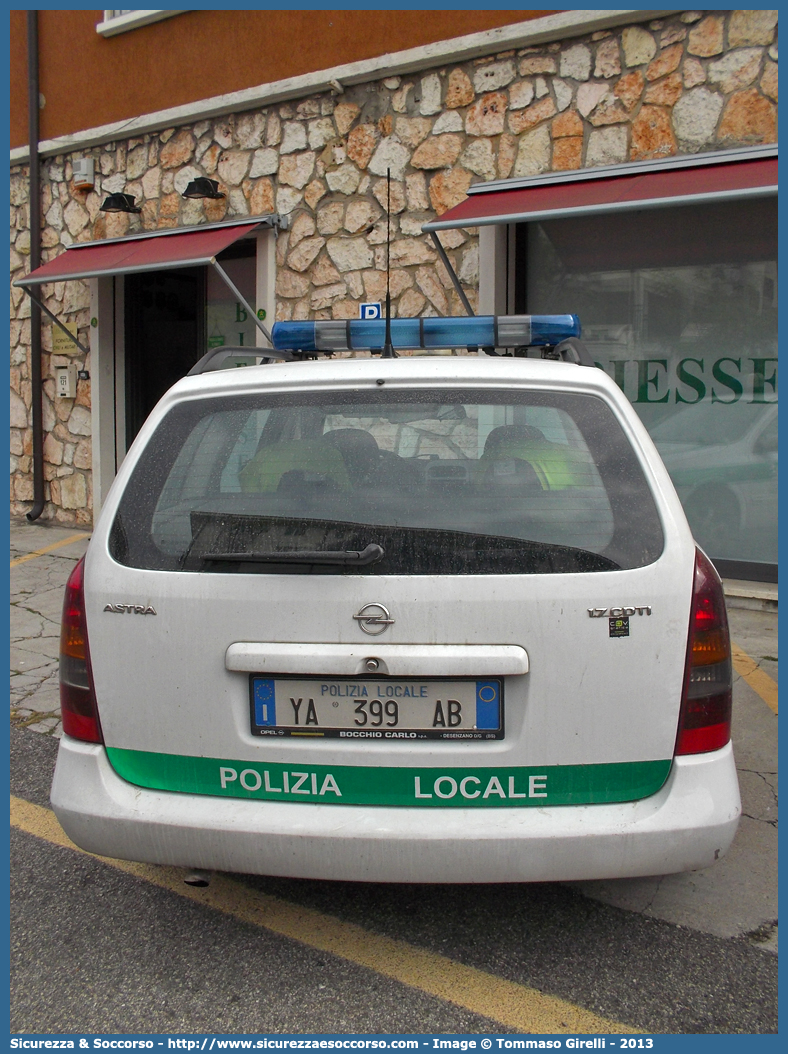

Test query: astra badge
[104,603,157,615]
[353,603,394,635]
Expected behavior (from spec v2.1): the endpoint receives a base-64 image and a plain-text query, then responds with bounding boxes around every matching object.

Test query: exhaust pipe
[183,869,212,887]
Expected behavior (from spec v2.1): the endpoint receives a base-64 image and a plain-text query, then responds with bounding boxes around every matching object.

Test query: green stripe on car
[106,748,672,808]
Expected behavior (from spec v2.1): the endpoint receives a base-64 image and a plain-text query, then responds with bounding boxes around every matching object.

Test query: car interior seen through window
[110,389,663,575]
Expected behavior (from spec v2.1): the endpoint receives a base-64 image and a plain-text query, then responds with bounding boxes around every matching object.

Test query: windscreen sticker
[105,747,671,808]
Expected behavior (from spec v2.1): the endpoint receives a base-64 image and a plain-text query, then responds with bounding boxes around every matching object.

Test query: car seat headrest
[482,424,546,458]
[322,428,381,481]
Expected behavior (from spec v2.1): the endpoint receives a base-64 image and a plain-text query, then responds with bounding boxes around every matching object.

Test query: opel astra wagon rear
[51,329,740,883]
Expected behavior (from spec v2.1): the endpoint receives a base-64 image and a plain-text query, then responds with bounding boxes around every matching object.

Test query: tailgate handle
[225,643,528,677]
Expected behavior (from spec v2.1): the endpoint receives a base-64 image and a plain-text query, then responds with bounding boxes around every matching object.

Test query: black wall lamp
[99,192,141,213]
[182,177,225,200]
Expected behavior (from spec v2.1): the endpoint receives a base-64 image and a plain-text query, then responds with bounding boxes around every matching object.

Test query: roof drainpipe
[26,9,45,522]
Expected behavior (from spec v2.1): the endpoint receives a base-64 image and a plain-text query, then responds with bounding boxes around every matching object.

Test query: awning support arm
[210,258,273,345]
[429,231,474,317]
[25,286,91,356]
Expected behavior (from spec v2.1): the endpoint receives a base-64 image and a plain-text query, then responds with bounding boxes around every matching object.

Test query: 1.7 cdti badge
[588,605,652,617]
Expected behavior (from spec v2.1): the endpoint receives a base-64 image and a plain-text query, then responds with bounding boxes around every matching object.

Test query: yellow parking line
[731,643,778,716]
[10,794,641,1036]
[10,533,90,567]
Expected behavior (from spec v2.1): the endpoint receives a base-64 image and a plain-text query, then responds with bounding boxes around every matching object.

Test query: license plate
[250,676,504,741]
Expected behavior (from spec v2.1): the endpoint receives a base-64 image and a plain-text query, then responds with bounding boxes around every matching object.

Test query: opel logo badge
[353,603,394,635]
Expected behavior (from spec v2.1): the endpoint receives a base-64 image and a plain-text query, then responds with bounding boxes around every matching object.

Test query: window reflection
[525,197,777,570]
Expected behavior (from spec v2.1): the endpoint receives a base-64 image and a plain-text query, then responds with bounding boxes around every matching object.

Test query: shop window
[522,196,777,576]
[206,242,258,351]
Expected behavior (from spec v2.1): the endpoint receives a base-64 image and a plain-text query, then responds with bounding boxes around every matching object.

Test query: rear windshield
[109,388,664,574]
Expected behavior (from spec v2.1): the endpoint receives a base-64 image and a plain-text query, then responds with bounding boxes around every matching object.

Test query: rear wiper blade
[203,543,385,566]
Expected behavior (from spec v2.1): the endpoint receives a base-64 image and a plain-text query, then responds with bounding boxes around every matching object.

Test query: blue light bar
[270,314,580,353]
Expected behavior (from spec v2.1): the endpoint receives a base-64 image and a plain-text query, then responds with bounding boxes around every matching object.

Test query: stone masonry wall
[10,10,778,526]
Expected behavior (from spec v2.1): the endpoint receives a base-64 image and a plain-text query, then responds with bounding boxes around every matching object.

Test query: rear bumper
[51,736,741,883]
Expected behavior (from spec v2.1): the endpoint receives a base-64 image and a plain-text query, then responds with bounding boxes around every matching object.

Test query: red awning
[15,220,264,287]
[423,147,777,231]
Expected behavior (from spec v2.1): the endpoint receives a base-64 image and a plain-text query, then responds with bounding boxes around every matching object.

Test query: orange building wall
[11,9,554,147]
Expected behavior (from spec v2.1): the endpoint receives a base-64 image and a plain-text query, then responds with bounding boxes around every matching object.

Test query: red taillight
[59,556,103,744]
[676,548,732,755]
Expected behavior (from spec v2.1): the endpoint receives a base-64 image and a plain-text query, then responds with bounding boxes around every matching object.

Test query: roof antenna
[382,167,396,358]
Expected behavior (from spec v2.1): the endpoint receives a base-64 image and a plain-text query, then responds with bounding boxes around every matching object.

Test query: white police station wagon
[51,314,741,883]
